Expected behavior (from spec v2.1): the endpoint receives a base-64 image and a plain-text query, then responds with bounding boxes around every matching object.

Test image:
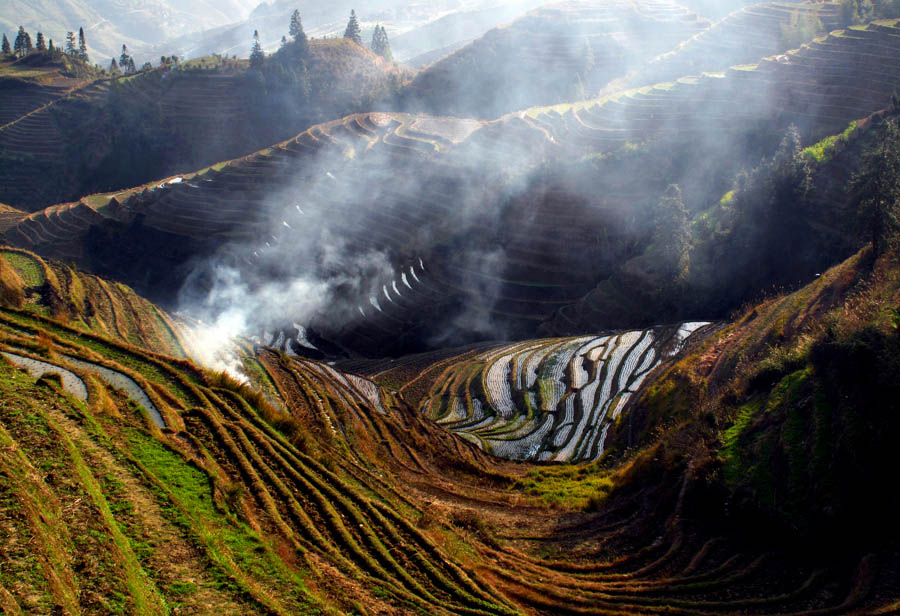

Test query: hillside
[5,4,900,612]
[0,0,257,63]
[612,242,900,553]
[390,0,547,63]
[625,1,842,89]
[0,42,403,211]
[401,0,711,118]
[1,243,900,613]
[7,16,900,357]
[154,0,539,65]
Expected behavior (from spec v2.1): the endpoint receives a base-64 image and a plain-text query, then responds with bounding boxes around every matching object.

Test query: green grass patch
[1,252,45,287]
[124,427,320,614]
[801,120,857,163]
[720,400,761,485]
[512,462,615,509]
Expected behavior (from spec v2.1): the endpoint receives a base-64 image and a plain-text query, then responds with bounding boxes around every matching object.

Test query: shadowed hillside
[0,41,403,211]
[401,0,711,118]
[7,17,900,357]
[3,4,900,612]
[0,243,899,614]
[0,230,897,614]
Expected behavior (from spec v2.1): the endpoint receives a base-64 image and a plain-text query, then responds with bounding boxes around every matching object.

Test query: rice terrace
[2,0,900,614]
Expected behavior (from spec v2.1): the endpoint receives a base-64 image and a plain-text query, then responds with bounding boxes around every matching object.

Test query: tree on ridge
[371,25,392,61]
[344,10,362,45]
[36,32,46,51]
[289,9,308,55]
[13,26,31,57]
[119,44,131,71]
[65,31,76,56]
[2,34,11,55]
[78,27,88,62]
[250,30,265,69]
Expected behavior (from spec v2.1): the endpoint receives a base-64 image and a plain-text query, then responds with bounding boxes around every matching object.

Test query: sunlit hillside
[3,0,900,613]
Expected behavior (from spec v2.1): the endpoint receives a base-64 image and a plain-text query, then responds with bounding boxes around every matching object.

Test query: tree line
[2,25,89,62]
[248,8,393,71]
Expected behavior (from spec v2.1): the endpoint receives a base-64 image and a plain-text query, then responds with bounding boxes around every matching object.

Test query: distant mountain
[151,0,539,64]
[391,0,546,63]
[0,0,259,64]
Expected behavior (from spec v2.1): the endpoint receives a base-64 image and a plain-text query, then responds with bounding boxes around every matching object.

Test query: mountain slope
[400,0,711,118]
[154,0,540,65]
[626,1,841,89]
[7,18,900,357]
[1,241,899,613]
[0,0,258,63]
[0,42,402,211]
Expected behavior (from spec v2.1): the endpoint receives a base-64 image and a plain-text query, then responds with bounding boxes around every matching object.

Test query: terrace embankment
[1,244,899,614]
[401,0,711,118]
[0,40,401,211]
[7,18,900,357]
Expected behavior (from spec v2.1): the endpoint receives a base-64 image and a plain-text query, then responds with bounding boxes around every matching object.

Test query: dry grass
[0,257,25,308]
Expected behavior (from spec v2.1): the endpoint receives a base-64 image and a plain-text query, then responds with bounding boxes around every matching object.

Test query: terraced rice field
[423,322,709,462]
[6,17,900,356]
[407,0,711,116]
[630,1,841,88]
[0,247,190,357]
[507,19,900,149]
[0,204,25,234]
[1,245,898,613]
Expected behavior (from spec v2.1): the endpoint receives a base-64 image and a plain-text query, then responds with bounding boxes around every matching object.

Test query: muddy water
[2,351,88,401]
[62,355,165,428]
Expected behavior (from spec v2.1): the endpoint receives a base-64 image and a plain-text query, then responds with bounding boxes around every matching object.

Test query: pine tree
[249,30,265,69]
[119,44,131,70]
[652,184,691,285]
[13,26,27,57]
[344,10,362,45]
[289,9,308,55]
[769,123,811,215]
[851,118,900,257]
[1,34,10,55]
[109,57,120,74]
[371,25,392,61]
[370,25,381,54]
[289,10,303,39]
[128,57,136,73]
[36,32,46,51]
[48,39,54,54]
[24,30,32,53]
[65,31,76,56]
[78,27,88,62]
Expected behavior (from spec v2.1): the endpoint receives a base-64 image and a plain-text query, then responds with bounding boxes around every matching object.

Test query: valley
[2,1,900,614]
